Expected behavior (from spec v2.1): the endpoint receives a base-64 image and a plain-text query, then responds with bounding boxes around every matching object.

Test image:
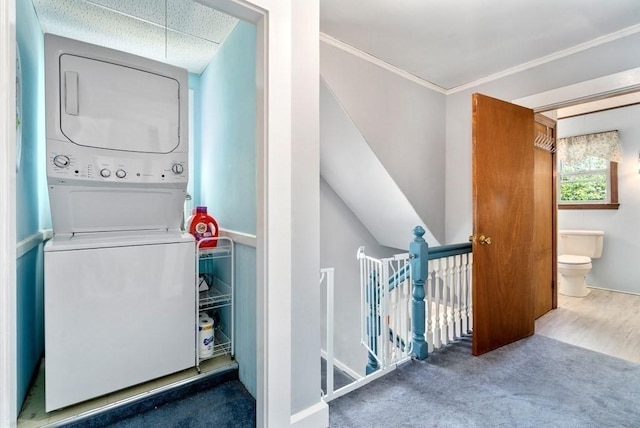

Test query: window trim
[558,161,619,210]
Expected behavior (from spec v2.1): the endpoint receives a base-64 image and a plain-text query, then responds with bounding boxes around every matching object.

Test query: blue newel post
[365,271,380,374]
[410,226,429,360]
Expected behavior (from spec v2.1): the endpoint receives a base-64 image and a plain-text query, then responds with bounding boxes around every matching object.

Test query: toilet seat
[558,255,591,265]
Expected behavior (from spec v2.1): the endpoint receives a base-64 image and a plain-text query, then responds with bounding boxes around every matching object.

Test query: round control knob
[171,163,184,175]
[115,169,126,179]
[100,168,111,178]
[53,155,70,168]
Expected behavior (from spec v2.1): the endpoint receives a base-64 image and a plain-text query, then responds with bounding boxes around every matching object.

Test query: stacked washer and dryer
[43,34,195,411]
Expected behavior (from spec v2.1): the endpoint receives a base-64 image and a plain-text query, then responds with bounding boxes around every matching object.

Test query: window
[558,156,619,209]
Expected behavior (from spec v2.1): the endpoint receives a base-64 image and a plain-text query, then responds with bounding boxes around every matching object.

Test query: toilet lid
[558,255,591,264]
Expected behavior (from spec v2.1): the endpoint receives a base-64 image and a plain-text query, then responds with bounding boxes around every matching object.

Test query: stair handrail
[358,227,473,374]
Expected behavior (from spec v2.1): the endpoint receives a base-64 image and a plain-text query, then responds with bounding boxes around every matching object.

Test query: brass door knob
[468,235,476,243]
[479,235,492,245]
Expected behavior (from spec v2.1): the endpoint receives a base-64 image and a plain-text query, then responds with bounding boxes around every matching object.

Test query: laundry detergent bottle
[188,206,219,248]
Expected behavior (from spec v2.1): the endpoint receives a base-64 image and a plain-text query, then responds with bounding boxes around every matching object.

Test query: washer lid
[45,230,194,252]
[558,254,591,264]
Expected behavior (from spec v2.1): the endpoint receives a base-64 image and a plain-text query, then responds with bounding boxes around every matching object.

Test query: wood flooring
[535,287,640,364]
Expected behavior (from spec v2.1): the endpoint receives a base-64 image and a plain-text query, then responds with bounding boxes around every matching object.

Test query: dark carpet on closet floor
[105,379,255,428]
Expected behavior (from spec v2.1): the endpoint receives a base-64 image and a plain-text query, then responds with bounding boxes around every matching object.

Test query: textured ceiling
[320,0,640,91]
[31,0,238,73]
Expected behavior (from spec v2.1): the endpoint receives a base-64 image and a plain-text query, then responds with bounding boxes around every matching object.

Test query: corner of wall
[290,400,329,428]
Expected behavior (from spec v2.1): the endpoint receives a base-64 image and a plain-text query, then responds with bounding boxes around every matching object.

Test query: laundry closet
[15,0,257,417]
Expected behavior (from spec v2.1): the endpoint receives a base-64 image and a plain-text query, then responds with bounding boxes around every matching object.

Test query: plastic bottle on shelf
[198,313,215,358]
[188,206,219,248]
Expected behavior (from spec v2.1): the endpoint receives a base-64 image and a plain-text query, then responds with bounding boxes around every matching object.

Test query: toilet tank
[558,230,604,258]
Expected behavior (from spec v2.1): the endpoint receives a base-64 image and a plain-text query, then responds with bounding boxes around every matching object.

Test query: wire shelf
[198,244,232,260]
[195,235,234,372]
[198,277,232,310]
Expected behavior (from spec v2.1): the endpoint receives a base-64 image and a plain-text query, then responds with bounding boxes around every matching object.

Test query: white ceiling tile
[85,0,167,26]
[31,0,238,73]
[168,0,238,44]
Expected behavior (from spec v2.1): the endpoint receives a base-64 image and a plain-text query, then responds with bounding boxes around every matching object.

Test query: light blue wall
[188,73,201,207]
[197,21,257,396]
[16,0,45,411]
[198,21,256,235]
[558,104,640,294]
[16,0,42,240]
[233,244,256,398]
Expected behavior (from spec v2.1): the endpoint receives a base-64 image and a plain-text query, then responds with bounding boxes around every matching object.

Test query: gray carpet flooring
[329,334,640,427]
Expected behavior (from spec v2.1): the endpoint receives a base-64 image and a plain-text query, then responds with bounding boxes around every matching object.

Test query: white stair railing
[358,249,414,374]
[321,266,394,403]
[322,228,473,402]
[358,240,473,367]
[320,267,337,401]
[426,252,473,352]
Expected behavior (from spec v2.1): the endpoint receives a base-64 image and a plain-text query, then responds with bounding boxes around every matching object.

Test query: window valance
[557,130,622,164]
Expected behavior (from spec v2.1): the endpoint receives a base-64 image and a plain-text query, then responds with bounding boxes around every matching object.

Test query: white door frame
[513,67,640,111]
[1,0,295,426]
[0,0,17,425]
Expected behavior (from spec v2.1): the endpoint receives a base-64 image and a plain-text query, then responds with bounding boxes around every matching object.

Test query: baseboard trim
[320,349,362,381]
[290,400,329,428]
[587,285,640,296]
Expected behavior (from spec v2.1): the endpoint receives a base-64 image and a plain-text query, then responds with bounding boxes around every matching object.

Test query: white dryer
[43,35,195,411]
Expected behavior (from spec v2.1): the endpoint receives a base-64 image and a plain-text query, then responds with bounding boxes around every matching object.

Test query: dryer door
[59,54,181,153]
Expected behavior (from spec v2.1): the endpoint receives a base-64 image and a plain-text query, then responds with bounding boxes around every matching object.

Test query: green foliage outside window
[559,156,608,202]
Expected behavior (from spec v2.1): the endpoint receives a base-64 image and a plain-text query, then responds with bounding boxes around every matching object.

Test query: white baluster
[461,253,472,334]
[460,253,469,335]
[441,257,450,346]
[468,253,473,332]
[433,259,442,349]
[450,256,456,345]
[426,260,434,353]
[402,261,410,359]
[454,254,462,339]
[380,260,388,367]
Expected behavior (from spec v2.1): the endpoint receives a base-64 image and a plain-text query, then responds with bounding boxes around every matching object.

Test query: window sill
[558,203,620,210]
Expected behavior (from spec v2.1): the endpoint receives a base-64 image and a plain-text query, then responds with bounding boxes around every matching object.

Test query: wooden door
[533,114,557,318]
[471,93,535,356]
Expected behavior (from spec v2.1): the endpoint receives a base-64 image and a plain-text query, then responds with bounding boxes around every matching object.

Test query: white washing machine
[43,35,195,411]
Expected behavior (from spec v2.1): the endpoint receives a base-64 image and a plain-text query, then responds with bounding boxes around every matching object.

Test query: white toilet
[557,230,604,297]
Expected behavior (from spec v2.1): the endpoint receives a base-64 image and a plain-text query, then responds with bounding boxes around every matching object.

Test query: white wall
[320,81,439,248]
[319,40,445,381]
[445,33,640,244]
[319,177,398,376]
[557,104,640,294]
[290,0,322,418]
[321,43,447,244]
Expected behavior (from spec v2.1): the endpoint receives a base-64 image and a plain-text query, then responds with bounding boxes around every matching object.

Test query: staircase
[321,226,472,401]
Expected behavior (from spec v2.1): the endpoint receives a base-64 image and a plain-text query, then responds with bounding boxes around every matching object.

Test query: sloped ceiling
[320,0,640,91]
[31,0,238,73]
[320,81,440,248]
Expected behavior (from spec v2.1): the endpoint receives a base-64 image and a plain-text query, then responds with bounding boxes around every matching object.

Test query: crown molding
[448,23,640,94]
[321,23,640,96]
[319,32,446,94]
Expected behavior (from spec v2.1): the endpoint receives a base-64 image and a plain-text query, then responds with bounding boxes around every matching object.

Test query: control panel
[47,150,188,185]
